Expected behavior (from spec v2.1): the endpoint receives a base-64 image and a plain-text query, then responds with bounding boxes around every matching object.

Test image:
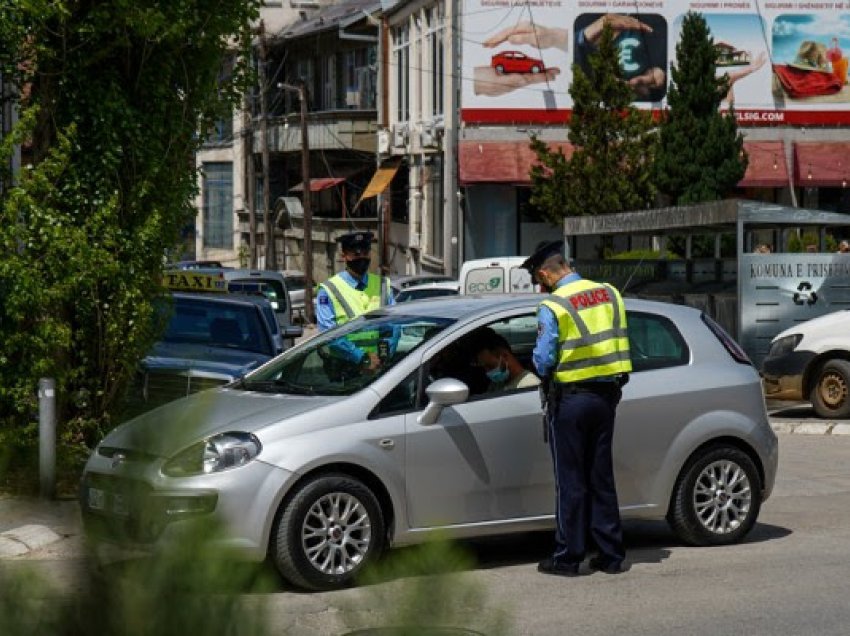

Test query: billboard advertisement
[461,1,850,126]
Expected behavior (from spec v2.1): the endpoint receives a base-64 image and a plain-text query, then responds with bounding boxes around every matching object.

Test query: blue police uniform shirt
[316,269,395,363]
[532,272,582,378]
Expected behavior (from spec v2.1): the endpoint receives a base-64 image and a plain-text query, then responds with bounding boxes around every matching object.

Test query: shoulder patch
[318,295,330,305]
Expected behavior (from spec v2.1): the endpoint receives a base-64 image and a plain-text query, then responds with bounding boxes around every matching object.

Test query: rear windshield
[230,278,287,312]
[163,298,274,356]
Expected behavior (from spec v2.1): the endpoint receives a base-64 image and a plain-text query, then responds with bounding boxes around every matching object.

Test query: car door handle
[379,438,395,450]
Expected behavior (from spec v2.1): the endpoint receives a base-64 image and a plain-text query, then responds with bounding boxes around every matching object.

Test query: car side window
[627,311,690,372]
[372,369,421,418]
[423,313,541,400]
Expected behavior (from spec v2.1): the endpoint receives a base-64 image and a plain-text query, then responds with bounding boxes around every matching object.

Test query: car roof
[377,294,703,322]
[399,281,460,292]
[171,291,264,308]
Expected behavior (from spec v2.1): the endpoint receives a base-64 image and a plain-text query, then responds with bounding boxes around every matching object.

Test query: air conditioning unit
[392,124,408,149]
[419,121,440,149]
[377,129,390,154]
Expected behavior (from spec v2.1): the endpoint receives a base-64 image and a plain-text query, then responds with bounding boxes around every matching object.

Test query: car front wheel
[271,474,385,590]
[667,445,761,546]
[531,64,541,73]
[495,64,505,74]
[810,359,850,419]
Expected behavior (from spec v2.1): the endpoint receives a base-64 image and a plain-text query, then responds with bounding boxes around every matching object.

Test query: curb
[770,421,850,435]
[0,524,62,558]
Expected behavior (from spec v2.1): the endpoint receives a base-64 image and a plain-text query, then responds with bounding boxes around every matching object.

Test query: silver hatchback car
[82,296,778,590]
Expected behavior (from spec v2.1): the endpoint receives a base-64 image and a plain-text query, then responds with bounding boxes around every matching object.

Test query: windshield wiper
[236,379,312,395]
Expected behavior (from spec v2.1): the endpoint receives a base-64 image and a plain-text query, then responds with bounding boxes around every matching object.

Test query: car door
[614,309,692,509]
[404,313,553,529]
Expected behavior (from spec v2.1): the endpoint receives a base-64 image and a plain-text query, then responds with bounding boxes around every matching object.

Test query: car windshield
[242,313,455,395]
[230,278,287,312]
[162,298,274,356]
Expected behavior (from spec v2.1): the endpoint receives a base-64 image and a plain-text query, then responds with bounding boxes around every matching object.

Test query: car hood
[101,388,339,457]
[144,342,272,378]
[774,310,850,341]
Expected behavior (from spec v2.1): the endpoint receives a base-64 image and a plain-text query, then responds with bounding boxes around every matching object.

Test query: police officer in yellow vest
[316,231,394,372]
[522,240,632,577]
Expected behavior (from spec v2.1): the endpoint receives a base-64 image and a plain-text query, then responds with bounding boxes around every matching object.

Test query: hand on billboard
[483,22,568,52]
[628,67,666,98]
[724,51,768,104]
[473,65,561,96]
[583,13,653,46]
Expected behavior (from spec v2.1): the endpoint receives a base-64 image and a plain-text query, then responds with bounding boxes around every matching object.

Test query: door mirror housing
[418,378,469,426]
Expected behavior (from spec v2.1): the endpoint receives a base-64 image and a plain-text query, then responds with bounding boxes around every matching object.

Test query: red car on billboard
[491,50,545,75]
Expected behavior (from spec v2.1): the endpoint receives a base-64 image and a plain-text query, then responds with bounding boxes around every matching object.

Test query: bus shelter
[562,199,850,366]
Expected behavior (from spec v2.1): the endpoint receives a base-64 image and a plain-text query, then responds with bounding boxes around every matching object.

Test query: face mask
[486,358,510,384]
[348,257,371,276]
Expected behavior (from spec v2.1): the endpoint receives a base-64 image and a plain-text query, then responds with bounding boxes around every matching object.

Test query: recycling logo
[793,281,818,306]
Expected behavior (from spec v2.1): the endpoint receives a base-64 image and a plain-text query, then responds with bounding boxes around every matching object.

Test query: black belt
[554,381,618,396]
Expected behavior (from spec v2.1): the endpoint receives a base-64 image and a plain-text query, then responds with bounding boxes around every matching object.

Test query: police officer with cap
[316,231,394,372]
[523,240,632,577]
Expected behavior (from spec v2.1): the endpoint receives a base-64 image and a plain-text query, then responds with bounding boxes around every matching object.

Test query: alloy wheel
[692,459,752,535]
[301,491,372,575]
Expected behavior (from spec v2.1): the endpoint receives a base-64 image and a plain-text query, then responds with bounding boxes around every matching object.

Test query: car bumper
[81,454,294,561]
[761,350,814,401]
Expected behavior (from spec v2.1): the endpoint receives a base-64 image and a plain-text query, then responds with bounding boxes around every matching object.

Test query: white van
[458,257,538,295]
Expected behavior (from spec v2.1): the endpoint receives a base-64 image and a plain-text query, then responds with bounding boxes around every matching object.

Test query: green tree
[0,1,258,457]
[655,11,747,204]
[529,22,657,224]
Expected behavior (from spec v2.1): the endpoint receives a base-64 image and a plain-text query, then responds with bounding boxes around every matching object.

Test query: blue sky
[773,14,850,64]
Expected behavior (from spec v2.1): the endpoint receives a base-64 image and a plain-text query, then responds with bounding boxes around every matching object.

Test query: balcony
[260,110,378,154]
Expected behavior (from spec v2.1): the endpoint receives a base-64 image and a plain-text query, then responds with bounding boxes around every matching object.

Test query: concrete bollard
[38,377,56,499]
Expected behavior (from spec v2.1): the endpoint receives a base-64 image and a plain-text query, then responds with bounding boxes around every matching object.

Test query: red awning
[459,140,573,185]
[289,177,346,192]
[738,141,789,188]
[793,142,850,186]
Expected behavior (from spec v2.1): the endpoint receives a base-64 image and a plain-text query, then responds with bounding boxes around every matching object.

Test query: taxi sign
[163,271,227,292]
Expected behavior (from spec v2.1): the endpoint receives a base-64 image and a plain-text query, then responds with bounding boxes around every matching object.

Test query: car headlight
[768,334,803,358]
[163,432,262,477]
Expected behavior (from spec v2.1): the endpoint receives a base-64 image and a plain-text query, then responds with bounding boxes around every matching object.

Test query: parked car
[390,273,455,297]
[491,50,545,74]
[170,259,227,270]
[761,309,850,418]
[83,295,777,591]
[396,281,460,302]
[121,292,279,419]
[459,256,537,294]
[280,269,306,322]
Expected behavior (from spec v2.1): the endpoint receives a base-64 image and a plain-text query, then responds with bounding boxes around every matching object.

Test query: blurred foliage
[606,249,681,260]
[349,538,511,635]
[0,1,259,469]
[787,231,837,253]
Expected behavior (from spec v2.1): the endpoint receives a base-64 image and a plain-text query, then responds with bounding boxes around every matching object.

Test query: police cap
[520,240,565,274]
[336,231,374,251]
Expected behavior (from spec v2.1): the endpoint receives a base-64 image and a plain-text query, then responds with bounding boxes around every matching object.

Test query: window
[202,162,233,249]
[373,369,421,417]
[245,314,454,396]
[426,314,541,399]
[626,311,690,372]
[425,6,445,117]
[392,23,410,123]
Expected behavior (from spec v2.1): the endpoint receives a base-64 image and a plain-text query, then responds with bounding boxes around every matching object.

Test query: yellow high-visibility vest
[540,278,632,384]
[319,272,388,352]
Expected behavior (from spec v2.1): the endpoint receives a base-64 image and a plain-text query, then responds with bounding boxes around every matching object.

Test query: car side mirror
[283,325,303,339]
[417,378,469,426]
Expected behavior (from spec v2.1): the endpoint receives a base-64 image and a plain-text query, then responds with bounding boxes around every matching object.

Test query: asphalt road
[4,427,850,636]
[259,431,850,635]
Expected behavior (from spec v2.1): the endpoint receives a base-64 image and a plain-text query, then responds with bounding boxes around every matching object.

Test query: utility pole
[258,21,275,270]
[243,90,257,268]
[280,80,314,324]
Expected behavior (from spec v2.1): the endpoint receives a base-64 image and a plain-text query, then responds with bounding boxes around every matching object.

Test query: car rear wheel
[271,474,385,590]
[531,64,541,73]
[667,445,761,546]
[495,64,505,74]
[810,359,850,419]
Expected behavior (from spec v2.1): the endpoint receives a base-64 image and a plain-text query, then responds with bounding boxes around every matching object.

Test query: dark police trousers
[547,382,625,567]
